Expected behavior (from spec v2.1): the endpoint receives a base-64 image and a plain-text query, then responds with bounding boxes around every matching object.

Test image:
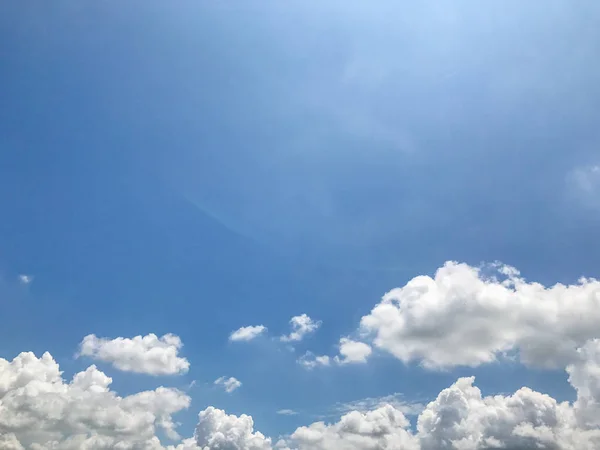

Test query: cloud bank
[5,340,600,449]
[5,262,600,449]
[0,352,190,449]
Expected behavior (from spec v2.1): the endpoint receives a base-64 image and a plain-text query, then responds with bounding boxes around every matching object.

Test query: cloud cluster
[229,325,268,342]
[334,338,372,365]
[359,261,600,369]
[194,342,600,450]
[4,338,600,449]
[78,333,190,376]
[0,351,190,449]
[280,314,321,343]
[214,376,242,393]
[5,261,600,449]
[230,314,321,345]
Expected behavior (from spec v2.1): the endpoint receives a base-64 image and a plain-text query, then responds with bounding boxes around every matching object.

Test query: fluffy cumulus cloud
[290,404,418,450]
[567,339,600,429]
[78,333,190,376]
[280,314,322,343]
[0,351,191,449]
[359,261,600,369]
[229,325,267,342]
[214,376,242,393]
[6,262,600,449]
[193,407,272,450]
[334,338,372,365]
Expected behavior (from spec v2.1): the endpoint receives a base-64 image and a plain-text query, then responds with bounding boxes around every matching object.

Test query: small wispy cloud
[334,393,425,417]
[276,409,298,416]
[18,274,33,285]
[214,376,242,393]
[229,325,267,342]
[297,352,331,369]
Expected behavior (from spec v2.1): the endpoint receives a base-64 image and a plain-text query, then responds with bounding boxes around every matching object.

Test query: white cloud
[289,340,600,449]
[290,404,419,450]
[0,351,191,449]
[298,352,331,369]
[5,339,600,449]
[567,339,600,429]
[194,406,272,450]
[230,325,268,342]
[298,339,371,369]
[280,314,322,343]
[214,376,242,393]
[417,377,574,450]
[18,274,33,285]
[334,338,372,365]
[78,333,190,376]
[277,409,298,416]
[359,261,600,369]
[334,394,425,417]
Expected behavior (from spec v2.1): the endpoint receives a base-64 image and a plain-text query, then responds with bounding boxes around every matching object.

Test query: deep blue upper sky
[1,0,600,440]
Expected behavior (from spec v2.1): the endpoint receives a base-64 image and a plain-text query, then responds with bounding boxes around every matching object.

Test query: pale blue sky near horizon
[1,0,600,440]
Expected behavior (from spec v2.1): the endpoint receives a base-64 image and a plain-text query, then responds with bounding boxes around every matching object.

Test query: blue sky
[1,2,600,449]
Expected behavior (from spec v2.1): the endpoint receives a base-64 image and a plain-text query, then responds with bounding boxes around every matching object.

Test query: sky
[1,1,600,449]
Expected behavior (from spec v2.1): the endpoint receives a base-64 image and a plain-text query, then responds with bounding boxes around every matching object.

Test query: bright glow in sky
[1,1,600,449]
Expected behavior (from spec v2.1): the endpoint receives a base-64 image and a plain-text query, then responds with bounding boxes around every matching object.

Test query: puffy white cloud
[567,339,600,429]
[297,352,331,369]
[229,325,267,342]
[0,351,191,449]
[280,315,322,343]
[289,355,600,450]
[78,333,190,376]
[290,404,419,450]
[214,376,242,393]
[417,377,574,450]
[193,406,272,450]
[334,338,372,365]
[359,261,600,369]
